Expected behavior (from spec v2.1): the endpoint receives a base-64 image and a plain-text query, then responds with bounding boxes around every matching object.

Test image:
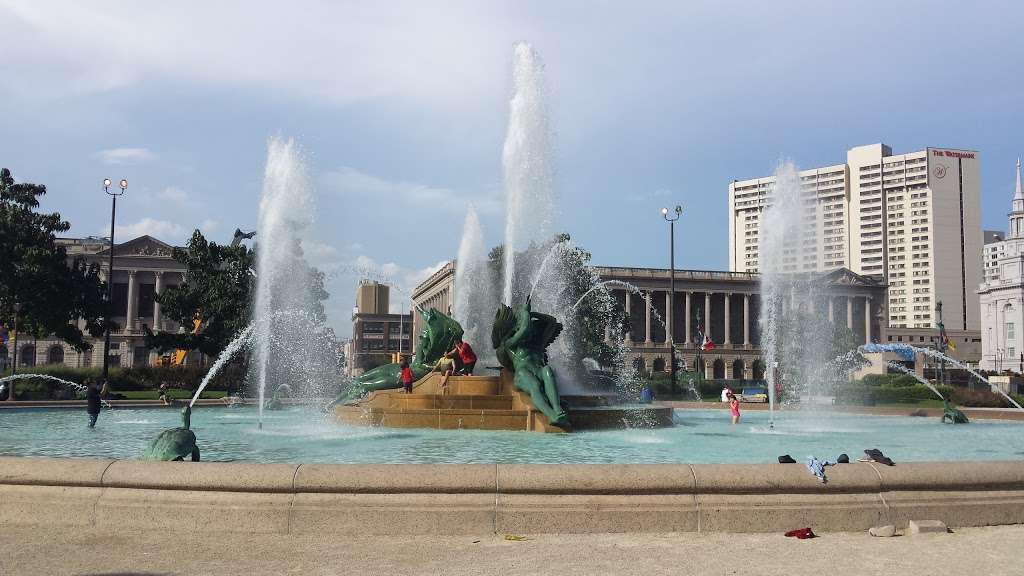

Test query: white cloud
[322,166,501,215]
[199,219,219,234]
[1,2,506,106]
[155,186,190,204]
[96,147,156,165]
[112,217,186,241]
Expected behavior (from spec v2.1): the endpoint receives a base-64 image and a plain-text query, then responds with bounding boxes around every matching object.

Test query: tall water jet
[501,42,556,306]
[453,205,498,362]
[758,162,833,427]
[252,138,326,428]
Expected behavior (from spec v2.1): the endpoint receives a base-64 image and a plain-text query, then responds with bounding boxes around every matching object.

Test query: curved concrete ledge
[1,457,1023,534]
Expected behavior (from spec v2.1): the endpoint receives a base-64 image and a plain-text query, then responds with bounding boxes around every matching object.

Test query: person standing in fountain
[446,339,477,376]
[86,381,102,428]
[728,392,741,425]
[400,360,414,394]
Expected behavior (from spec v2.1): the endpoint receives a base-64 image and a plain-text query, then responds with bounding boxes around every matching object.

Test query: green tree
[144,230,255,357]
[0,168,110,350]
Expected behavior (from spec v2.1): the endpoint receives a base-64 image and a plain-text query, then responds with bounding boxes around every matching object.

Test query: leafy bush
[859,373,920,388]
[835,383,953,405]
[1,363,248,400]
[950,387,1017,408]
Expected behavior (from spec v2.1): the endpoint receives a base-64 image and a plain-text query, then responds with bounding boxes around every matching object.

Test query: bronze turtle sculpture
[143,405,200,461]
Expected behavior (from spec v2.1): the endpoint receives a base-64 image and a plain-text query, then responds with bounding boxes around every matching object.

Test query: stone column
[724,293,732,346]
[846,296,854,331]
[828,298,835,323]
[864,296,872,344]
[153,271,164,332]
[664,290,673,344]
[624,290,632,342]
[645,291,653,344]
[743,294,750,346]
[126,270,138,332]
[704,293,711,340]
[684,292,692,345]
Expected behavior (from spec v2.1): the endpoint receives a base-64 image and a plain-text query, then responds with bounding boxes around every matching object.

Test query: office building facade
[729,143,982,331]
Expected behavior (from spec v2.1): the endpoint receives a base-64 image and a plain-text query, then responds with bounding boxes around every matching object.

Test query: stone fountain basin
[2,456,1024,535]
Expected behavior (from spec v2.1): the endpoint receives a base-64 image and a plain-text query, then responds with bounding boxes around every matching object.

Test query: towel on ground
[806,456,828,483]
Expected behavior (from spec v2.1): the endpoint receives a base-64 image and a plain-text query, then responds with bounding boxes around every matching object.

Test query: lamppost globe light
[119,179,128,190]
[103,178,112,189]
[661,207,668,216]
[674,204,682,216]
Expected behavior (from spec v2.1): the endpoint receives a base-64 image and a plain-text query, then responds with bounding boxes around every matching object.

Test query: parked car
[740,387,768,403]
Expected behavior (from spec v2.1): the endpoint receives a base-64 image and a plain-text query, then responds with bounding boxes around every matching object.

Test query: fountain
[501,42,556,306]
[758,162,835,427]
[251,137,334,429]
[189,323,255,407]
[453,205,498,367]
[0,373,112,408]
[885,361,946,401]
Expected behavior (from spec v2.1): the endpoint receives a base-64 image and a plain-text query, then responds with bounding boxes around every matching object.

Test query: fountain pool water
[2,406,1023,464]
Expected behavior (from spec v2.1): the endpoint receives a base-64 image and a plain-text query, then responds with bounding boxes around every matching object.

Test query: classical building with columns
[410,261,456,343]
[1,235,189,371]
[596,266,886,379]
[409,261,887,380]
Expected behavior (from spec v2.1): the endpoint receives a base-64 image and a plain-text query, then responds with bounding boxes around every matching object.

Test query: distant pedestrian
[728,392,741,425]
[158,382,170,404]
[86,381,102,428]
[400,360,414,394]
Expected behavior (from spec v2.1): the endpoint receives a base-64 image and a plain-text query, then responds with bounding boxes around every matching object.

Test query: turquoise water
[1,406,1022,464]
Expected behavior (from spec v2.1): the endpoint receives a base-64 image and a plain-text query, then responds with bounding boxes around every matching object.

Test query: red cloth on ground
[784,528,816,539]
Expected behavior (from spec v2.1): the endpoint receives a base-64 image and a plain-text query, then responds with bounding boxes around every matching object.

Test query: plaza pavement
[2,524,1022,575]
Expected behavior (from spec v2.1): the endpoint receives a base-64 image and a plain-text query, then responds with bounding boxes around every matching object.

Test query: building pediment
[97,235,176,258]
[819,267,884,288]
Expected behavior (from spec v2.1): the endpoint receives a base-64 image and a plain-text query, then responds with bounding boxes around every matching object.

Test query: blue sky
[3,1,1024,336]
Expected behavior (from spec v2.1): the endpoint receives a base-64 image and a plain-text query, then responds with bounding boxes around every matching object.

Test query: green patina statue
[335,308,464,404]
[492,297,569,427]
[264,384,291,410]
[143,405,200,461]
[941,399,969,424]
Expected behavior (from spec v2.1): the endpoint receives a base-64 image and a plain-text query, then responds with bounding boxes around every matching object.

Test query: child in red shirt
[400,360,414,394]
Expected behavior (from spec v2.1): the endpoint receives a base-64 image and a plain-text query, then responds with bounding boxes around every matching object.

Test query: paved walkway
[3,524,1022,575]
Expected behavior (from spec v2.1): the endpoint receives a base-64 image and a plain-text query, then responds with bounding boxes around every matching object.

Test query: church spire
[1011,158,1024,238]
[1016,157,1023,202]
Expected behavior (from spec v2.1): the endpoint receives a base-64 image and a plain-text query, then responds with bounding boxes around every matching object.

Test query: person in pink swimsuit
[728,392,741,425]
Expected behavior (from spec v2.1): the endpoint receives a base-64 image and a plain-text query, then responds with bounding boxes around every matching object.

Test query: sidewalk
[3,524,1022,576]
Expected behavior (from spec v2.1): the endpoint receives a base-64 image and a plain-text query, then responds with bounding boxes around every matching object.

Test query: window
[1007,322,1015,342]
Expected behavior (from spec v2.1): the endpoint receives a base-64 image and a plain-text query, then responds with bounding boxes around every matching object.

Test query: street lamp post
[101,178,127,386]
[661,205,682,395]
[7,302,21,401]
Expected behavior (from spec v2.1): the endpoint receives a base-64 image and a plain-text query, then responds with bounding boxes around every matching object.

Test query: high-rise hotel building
[728,143,982,330]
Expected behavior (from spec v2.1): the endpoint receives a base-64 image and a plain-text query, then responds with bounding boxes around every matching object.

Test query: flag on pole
[701,332,715,351]
[938,321,956,351]
[696,322,715,351]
